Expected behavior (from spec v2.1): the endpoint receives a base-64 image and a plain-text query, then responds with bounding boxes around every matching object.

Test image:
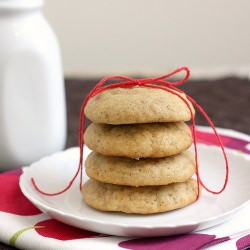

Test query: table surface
[1,76,250,250]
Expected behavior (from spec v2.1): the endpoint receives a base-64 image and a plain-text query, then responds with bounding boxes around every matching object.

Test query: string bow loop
[31,66,229,198]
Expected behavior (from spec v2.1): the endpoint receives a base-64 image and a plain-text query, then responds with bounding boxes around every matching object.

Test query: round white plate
[19,145,250,237]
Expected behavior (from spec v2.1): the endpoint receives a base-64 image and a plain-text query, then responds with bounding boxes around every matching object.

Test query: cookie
[85,150,195,186]
[82,178,198,214]
[84,122,192,158]
[84,87,195,124]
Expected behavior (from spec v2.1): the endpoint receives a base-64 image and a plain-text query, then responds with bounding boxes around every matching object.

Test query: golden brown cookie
[85,151,195,186]
[84,87,195,124]
[84,122,192,158]
[82,178,198,214]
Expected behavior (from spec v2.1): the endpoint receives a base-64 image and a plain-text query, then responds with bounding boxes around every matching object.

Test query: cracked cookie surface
[85,150,195,186]
[84,86,195,124]
[82,178,198,214]
[84,122,192,158]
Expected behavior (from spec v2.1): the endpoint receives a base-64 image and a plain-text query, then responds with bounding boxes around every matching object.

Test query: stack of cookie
[82,87,198,214]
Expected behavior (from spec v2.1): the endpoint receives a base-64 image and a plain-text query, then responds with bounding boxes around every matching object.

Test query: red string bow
[32,66,229,199]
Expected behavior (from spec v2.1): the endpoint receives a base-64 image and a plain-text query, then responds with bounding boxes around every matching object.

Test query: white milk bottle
[0,0,66,169]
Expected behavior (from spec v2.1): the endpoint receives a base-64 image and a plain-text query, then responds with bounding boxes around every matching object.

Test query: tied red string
[31,66,229,199]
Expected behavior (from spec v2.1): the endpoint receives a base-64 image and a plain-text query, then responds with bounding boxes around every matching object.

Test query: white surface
[0,0,66,169]
[44,0,250,79]
[20,145,250,237]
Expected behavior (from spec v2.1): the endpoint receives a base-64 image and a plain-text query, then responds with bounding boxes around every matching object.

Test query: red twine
[31,66,229,199]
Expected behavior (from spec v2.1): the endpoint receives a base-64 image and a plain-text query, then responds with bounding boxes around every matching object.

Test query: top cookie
[84,86,195,124]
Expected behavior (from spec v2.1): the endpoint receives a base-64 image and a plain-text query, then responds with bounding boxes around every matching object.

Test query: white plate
[19,145,250,237]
